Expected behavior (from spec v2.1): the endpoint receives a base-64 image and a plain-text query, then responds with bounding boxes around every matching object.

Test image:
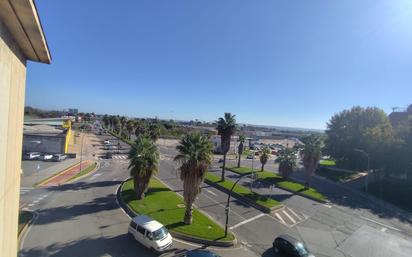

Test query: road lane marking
[288,208,301,220]
[283,210,296,223]
[201,192,245,220]
[230,213,265,229]
[275,213,286,225]
[359,216,402,232]
[206,190,217,196]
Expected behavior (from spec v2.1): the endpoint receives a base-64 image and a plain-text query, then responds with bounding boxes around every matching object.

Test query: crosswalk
[271,206,306,227]
[20,187,33,195]
[97,154,128,161]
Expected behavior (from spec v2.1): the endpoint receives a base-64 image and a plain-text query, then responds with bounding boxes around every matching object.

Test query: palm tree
[135,120,148,137]
[216,112,237,181]
[113,116,121,134]
[174,133,213,224]
[237,135,246,168]
[260,146,271,172]
[128,135,159,200]
[276,147,297,179]
[301,135,323,188]
[149,123,161,141]
[120,116,127,135]
[126,119,135,139]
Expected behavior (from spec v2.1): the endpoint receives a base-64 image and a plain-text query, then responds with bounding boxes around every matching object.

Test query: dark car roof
[185,250,220,257]
[277,234,301,246]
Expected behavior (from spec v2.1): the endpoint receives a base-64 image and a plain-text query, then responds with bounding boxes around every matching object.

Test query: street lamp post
[224,173,250,237]
[354,149,370,193]
[79,129,85,171]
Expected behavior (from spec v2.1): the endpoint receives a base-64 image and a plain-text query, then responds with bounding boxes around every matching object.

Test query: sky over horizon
[26,0,412,129]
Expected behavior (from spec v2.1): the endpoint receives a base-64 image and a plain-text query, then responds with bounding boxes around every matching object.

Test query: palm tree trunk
[134,176,150,200]
[184,202,193,225]
[261,164,264,172]
[237,153,241,168]
[221,153,226,181]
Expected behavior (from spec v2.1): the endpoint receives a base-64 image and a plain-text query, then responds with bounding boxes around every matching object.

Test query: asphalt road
[19,133,258,257]
[19,134,412,257]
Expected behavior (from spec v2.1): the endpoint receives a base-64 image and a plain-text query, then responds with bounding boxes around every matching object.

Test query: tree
[126,120,135,139]
[174,133,213,224]
[325,106,393,170]
[149,123,161,141]
[276,147,297,178]
[301,134,323,188]
[134,121,148,137]
[237,134,246,168]
[120,116,127,135]
[259,146,271,172]
[216,113,237,181]
[102,114,109,128]
[128,135,159,200]
[112,116,121,134]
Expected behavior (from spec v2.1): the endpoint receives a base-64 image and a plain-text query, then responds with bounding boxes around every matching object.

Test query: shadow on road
[45,181,120,192]
[34,194,118,225]
[19,234,157,257]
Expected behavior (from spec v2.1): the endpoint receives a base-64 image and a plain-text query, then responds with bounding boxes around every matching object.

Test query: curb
[204,179,284,213]
[18,211,36,242]
[66,161,100,183]
[225,168,328,204]
[35,160,91,187]
[116,178,237,247]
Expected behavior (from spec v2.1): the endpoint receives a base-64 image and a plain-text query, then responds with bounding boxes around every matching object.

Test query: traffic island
[205,173,283,213]
[118,178,237,247]
[18,210,35,241]
[226,166,327,203]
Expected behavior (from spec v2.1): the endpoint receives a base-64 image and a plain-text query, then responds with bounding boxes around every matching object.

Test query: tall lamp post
[224,173,250,237]
[354,149,370,193]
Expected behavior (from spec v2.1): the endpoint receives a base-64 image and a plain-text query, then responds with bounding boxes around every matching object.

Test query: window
[152,226,168,241]
[136,225,145,234]
[129,221,137,229]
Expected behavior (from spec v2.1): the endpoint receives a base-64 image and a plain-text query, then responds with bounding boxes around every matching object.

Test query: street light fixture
[354,148,370,193]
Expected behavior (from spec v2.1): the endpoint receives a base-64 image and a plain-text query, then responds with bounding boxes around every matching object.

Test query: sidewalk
[39,159,94,187]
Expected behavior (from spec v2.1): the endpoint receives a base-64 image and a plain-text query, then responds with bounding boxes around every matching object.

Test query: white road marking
[359,216,402,232]
[230,213,265,229]
[288,208,301,220]
[275,213,286,225]
[381,227,387,232]
[206,190,217,196]
[201,192,245,220]
[283,210,296,223]
[27,203,34,207]
[323,203,333,208]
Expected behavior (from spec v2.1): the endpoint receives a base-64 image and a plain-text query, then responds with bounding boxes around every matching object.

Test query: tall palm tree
[102,114,109,128]
[301,135,323,188]
[276,147,297,179]
[216,112,237,181]
[135,120,148,137]
[260,146,271,172]
[113,116,121,134]
[126,119,135,139]
[237,135,246,168]
[120,116,127,135]
[174,133,213,224]
[149,123,161,141]
[128,135,159,200]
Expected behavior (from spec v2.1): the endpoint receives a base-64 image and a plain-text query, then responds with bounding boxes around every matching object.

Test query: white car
[128,215,173,252]
[40,153,53,161]
[23,152,41,160]
[104,140,111,145]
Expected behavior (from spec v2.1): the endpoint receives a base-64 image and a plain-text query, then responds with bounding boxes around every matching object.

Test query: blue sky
[26,0,412,129]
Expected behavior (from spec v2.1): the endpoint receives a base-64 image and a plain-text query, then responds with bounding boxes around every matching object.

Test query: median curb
[18,211,36,242]
[116,178,237,247]
[204,179,284,214]
[66,161,99,183]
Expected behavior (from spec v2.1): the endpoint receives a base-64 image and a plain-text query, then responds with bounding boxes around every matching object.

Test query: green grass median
[121,178,234,242]
[67,162,97,182]
[226,166,326,202]
[205,173,281,209]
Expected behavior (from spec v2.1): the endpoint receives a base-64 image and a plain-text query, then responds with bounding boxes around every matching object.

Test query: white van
[128,215,173,252]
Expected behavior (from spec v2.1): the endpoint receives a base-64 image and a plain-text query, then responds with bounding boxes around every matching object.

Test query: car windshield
[295,243,309,256]
[152,226,168,241]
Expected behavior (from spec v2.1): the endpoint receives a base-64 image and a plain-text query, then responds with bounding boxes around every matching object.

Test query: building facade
[0,1,50,256]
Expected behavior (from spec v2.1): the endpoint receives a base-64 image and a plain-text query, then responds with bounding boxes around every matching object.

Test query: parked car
[273,235,315,257]
[128,215,173,252]
[104,140,111,145]
[23,152,41,160]
[51,154,67,162]
[39,153,53,161]
[246,154,254,159]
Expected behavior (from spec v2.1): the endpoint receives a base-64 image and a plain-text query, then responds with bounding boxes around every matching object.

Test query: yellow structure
[0,1,50,256]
